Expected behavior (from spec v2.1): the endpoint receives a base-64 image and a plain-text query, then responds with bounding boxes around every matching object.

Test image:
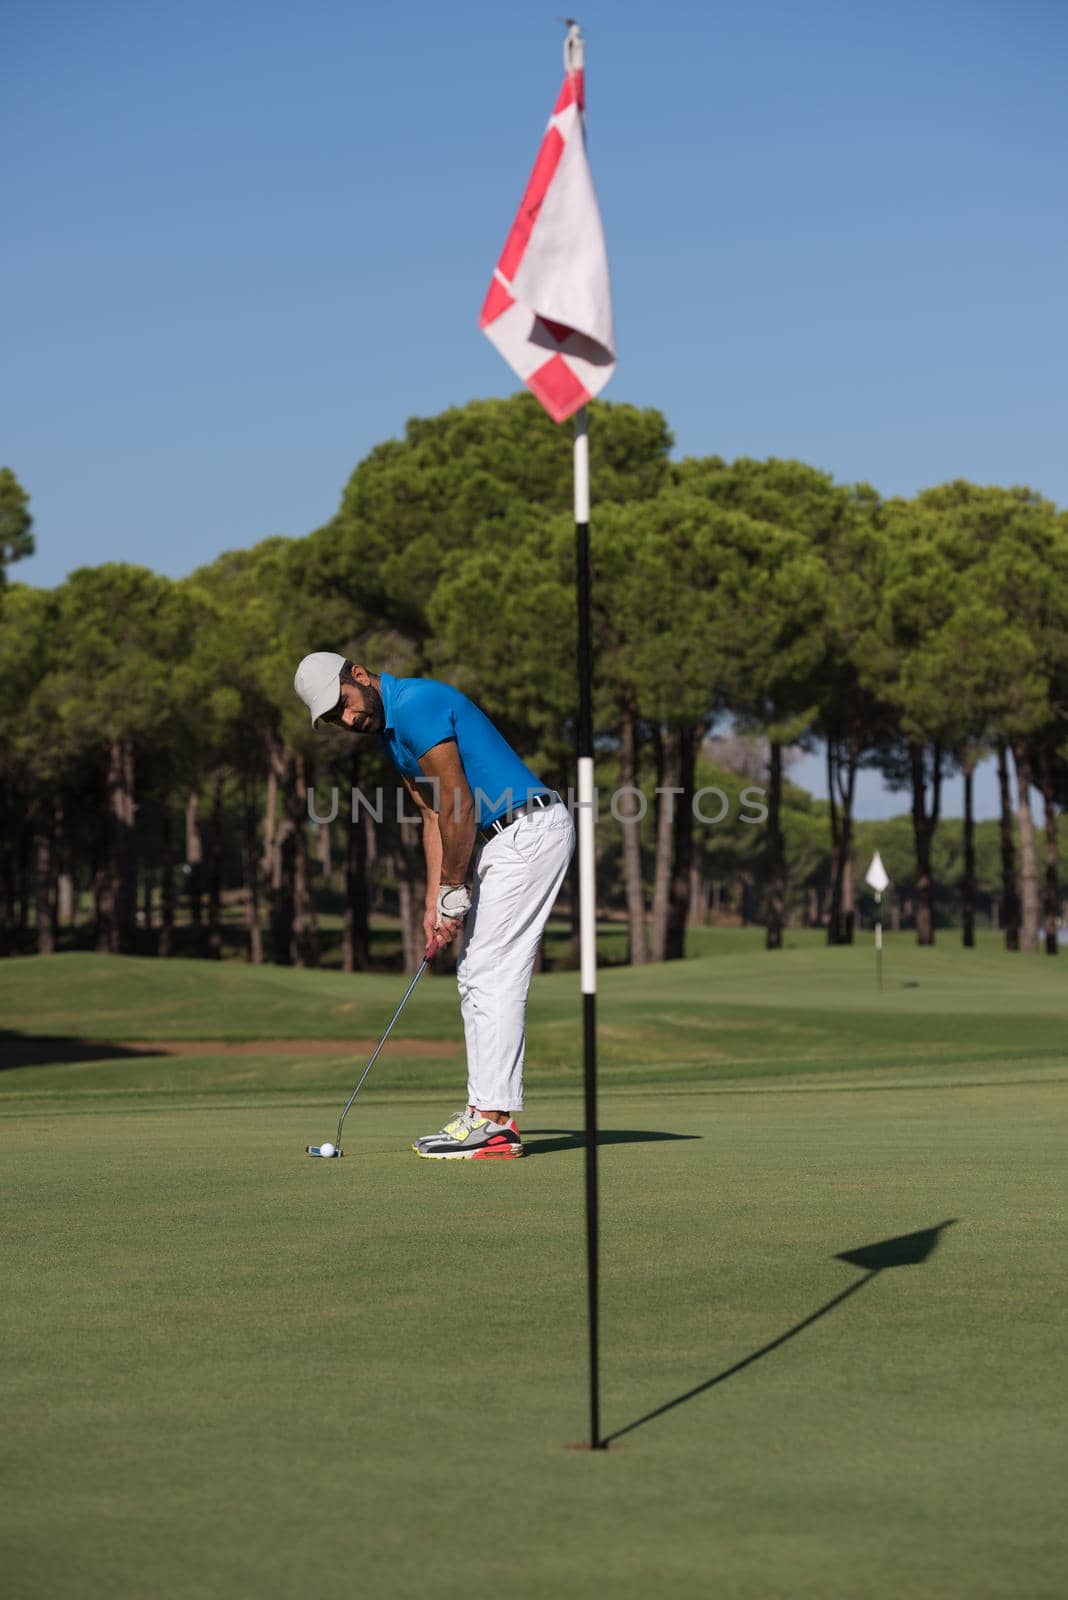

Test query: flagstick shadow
[604,1220,957,1446]
[524,1129,701,1158]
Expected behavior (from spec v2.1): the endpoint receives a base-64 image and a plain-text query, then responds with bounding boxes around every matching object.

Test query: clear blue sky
[5,0,1066,817]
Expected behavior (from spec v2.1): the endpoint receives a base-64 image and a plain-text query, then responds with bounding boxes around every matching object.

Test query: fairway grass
[2,942,1066,1598]
[2,933,1068,1102]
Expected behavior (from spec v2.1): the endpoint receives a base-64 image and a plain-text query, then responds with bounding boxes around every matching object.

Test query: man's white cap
[294,651,346,727]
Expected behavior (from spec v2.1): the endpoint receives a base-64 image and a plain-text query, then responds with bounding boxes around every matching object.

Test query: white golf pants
[456,799,575,1113]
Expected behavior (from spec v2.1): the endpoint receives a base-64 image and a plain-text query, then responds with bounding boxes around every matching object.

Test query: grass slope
[2,939,1066,1598]
[2,932,1067,1106]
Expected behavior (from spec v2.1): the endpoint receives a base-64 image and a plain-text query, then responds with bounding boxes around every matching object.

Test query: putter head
[305,1145,344,1159]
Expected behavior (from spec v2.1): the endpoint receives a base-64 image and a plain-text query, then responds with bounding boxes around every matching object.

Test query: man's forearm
[423,813,443,908]
[438,789,476,885]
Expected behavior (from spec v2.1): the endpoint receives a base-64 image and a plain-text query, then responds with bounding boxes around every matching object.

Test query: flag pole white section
[577,757,597,994]
[574,405,591,522]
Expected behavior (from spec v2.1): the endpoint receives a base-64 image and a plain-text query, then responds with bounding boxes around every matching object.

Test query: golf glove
[437,884,472,922]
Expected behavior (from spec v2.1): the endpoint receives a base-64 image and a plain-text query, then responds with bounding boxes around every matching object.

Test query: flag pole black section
[576,517,594,755]
[582,986,600,1447]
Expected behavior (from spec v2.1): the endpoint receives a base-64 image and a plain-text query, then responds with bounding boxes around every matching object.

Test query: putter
[306,959,429,1158]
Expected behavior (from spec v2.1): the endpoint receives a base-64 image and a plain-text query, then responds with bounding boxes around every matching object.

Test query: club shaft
[335,960,428,1147]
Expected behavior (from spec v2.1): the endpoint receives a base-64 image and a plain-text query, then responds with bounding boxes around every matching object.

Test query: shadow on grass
[524,1128,701,1158]
[605,1220,957,1444]
[0,1033,166,1070]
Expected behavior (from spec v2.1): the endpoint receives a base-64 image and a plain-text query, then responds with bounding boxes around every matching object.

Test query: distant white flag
[479,24,616,423]
[865,851,890,893]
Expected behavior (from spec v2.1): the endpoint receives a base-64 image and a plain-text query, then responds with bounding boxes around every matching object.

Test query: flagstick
[574,404,602,1451]
[865,853,890,996]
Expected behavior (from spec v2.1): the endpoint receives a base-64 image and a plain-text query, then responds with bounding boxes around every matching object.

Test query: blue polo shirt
[377,673,550,827]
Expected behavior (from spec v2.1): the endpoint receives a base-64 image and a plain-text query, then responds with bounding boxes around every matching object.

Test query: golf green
[2,942,1066,1598]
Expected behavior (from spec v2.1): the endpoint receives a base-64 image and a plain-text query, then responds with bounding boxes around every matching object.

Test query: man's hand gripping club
[427,882,471,958]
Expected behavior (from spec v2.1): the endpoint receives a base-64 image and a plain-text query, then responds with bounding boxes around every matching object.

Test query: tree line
[1,394,1066,970]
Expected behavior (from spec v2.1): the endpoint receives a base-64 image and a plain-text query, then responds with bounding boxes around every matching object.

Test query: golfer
[294,653,574,1160]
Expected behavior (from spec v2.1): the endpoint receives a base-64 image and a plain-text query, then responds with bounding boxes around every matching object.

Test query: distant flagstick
[480,20,615,1450]
[865,851,890,991]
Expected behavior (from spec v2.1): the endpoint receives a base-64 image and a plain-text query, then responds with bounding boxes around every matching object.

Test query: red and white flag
[479,26,616,424]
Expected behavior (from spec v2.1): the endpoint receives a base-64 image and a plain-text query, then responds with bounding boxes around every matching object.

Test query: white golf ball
[319,1142,335,1159]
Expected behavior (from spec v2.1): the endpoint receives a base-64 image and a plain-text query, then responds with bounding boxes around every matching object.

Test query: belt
[480,791,559,842]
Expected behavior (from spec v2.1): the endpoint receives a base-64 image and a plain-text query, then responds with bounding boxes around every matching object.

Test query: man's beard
[360,683,385,731]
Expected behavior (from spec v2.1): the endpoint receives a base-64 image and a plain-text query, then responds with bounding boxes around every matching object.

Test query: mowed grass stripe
[2,937,1066,1110]
[2,932,1067,1042]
